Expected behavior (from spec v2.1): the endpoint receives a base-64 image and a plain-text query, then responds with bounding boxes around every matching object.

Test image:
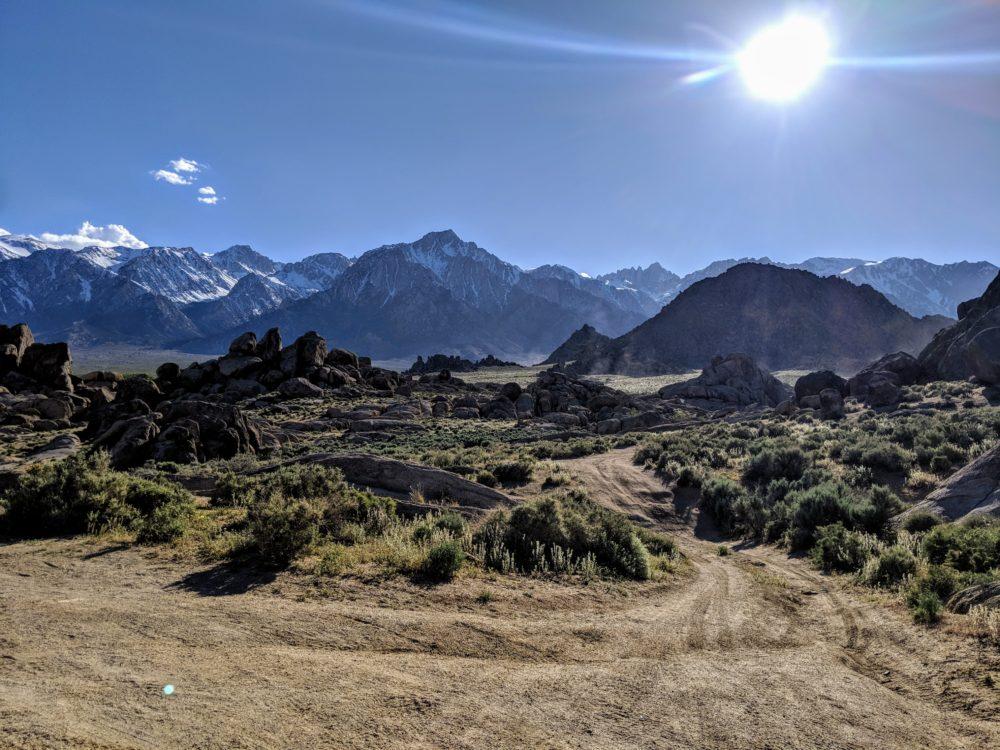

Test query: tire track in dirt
[561,448,1000,738]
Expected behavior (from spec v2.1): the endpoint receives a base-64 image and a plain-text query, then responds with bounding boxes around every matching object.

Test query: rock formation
[658,354,792,409]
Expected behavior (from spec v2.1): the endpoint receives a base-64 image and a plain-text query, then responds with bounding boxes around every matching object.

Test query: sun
[737,15,832,102]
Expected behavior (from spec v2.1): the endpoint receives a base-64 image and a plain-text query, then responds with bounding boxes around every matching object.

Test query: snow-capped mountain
[185,230,652,360]
[211,245,280,279]
[275,252,354,294]
[601,256,997,318]
[186,272,302,331]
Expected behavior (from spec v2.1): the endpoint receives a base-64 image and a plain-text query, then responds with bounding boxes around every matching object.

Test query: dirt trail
[1,449,997,749]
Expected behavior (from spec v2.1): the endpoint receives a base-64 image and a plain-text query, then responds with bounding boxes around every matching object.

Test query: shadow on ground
[168,560,277,596]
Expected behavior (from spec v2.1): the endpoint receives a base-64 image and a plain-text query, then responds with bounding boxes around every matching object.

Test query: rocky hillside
[918,269,1000,383]
[601,256,996,318]
[574,263,952,375]
[541,324,612,365]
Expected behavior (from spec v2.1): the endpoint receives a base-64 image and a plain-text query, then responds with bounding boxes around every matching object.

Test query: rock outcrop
[848,352,922,407]
[918,270,1000,383]
[904,442,1000,522]
[541,324,612,365]
[658,354,792,409]
[947,583,1000,614]
[0,324,72,393]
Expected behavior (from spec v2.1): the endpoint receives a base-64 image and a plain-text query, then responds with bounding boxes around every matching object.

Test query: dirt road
[1,449,997,749]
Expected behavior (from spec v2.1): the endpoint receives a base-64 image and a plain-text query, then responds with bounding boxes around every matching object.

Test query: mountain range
[0,227,994,363]
[574,263,953,375]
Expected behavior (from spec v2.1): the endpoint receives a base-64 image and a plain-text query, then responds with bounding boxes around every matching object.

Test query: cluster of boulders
[161,328,403,400]
[407,352,520,375]
[659,354,792,410]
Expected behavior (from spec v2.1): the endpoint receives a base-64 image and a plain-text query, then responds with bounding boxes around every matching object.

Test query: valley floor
[1,450,997,749]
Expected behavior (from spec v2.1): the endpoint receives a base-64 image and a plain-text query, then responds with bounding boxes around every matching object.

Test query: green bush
[810,523,870,573]
[921,522,1000,573]
[701,476,745,535]
[637,528,677,557]
[421,540,465,581]
[863,546,917,588]
[787,482,855,550]
[247,495,323,567]
[135,500,194,544]
[491,460,534,486]
[475,470,498,487]
[907,589,942,625]
[0,452,193,541]
[474,491,652,580]
[901,511,942,534]
[743,445,808,485]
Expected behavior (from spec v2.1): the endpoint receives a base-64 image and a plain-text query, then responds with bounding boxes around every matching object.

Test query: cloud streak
[153,169,193,185]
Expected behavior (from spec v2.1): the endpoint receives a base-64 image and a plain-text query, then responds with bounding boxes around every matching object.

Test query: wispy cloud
[170,157,201,173]
[197,185,222,205]
[0,227,9,237]
[36,221,148,250]
[153,169,193,186]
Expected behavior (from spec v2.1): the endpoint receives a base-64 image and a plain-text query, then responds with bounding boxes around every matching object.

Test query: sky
[2,0,1000,275]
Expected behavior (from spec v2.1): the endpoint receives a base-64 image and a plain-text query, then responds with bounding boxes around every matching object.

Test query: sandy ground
[1,449,998,749]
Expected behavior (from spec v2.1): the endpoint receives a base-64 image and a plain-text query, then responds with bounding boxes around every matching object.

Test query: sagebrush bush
[473,491,655,580]
[922,522,1000,573]
[421,540,465,581]
[0,452,193,541]
[742,445,808,485]
[491,460,535,486]
[862,545,917,588]
[248,496,323,567]
[901,511,942,534]
[810,523,870,573]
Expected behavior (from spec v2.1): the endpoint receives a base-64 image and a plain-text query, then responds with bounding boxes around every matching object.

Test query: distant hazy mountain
[600,256,996,319]
[574,263,952,375]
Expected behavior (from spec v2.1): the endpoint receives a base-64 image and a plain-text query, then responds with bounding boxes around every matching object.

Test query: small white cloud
[197,195,220,205]
[170,157,201,173]
[0,227,9,237]
[198,186,216,196]
[153,169,193,186]
[37,221,148,250]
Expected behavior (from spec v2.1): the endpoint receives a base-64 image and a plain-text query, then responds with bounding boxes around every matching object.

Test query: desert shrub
[433,511,467,537]
[861,545,917,588]
[475,470,498,487]
[907,589,942,625]
[742,445,808,485]
[247,495,323,567]
[787,482,856,550]
[701,476,745,535]
[901,511,942,534]
[841,439,913,475]
[921,522,1000,573]
[125,478,192,515]
[491,460,534,486]
[851,485,904,537]
[810,523,870,573]
[676,464,704,488]
[929,454,952,474]
[473,492,652,580]
[637,528,677,557]
[135,499,194,544]
[907,564,960,603]
[421,540,465,581]
[0,452,194,541]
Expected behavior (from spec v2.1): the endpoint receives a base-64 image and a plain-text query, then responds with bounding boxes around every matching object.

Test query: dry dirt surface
[2,450,998,749]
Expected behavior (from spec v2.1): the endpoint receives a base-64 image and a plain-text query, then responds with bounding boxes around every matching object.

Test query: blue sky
[2,0,999,274]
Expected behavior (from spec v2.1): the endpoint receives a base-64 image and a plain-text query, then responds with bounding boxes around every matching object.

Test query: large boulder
[947,583,1000,614]
[903,442,1000,522]
[848,352,921,407]
[818,388,845,420]
[0,323,34,373]
[258,327,283,362]
[19,342,72,391]
[794,370,847,402]
[659,353,792,408]
[919,271,1000,382]
[228,331,258,357]
[277,377,323,399]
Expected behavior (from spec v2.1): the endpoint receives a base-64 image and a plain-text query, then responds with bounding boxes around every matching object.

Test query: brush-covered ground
[1,376,999,749]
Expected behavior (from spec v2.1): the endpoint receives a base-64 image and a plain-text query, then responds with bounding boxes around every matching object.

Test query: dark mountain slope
[575,263,952,375]
[541,324,613,365]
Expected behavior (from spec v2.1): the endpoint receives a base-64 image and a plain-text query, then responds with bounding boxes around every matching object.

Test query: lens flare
[737,16,832,102]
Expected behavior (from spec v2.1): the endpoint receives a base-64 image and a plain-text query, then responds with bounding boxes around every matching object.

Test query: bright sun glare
[737,15,832,102]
